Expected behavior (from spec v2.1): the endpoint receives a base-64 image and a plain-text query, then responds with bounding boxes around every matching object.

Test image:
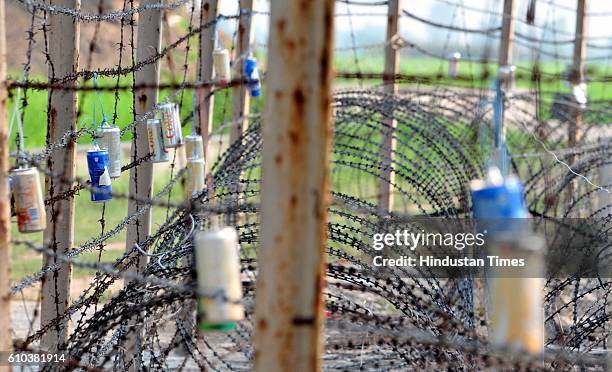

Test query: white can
[97,124,122,178]
[158,103,183,148]
[11,166,46,233]
[448,52,461,79]
[195,227,244,331]
[186,158,205,198]
[213,48,231,85]
[147,119,170,163]
[185,134,204,160]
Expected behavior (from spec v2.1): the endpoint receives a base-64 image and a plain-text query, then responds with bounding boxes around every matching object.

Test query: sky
[214,0,612,62]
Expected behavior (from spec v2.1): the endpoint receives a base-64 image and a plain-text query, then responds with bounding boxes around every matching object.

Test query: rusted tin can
[158,103,183,148]
[195,227,244,331]
[147,118,170,163]
[97,123,122,178]
[11,166,46,233]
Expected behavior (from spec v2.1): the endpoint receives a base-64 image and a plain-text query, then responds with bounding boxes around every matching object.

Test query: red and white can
[147,118,170,163]
[158,103,183,148]
[11,166,46,233]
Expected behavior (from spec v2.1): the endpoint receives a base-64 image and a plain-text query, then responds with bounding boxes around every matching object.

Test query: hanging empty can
[186,158,205,198]
[184,134,204,160]
[97,123,122,178]
[147,118,170,163]
[244,56,261,97]
[87,149,112,203]
[195,227,244,331]
[158,103,183,148]
[448,52,461,79]
[213,48,231,86]
[11,166,46,233]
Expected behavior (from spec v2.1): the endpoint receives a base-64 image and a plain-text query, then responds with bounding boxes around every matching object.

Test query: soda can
[11,166,46,233]
[186,158,205,198]
[213,48,231,86]
[184,134,204,160]
[97,124,122,178]
[158,103,183,148]
[448,52,461,79]
[87,149,112,203]
[195,227,244,331]
[244,56,261,97]
[147,119,170,163]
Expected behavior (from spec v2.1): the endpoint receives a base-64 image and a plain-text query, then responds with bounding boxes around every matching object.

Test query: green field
[8,55,610,282]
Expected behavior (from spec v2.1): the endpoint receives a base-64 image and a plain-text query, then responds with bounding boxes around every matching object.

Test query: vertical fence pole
[123,2,162,363]
[498,0,515,70]
[569,0,587,148]
[41,0,80,352]
[378,0,400,213]
[125,0,163,276]
[0,0,10,365]
[198,0,218,175]
[254,0,335,370]
[230,0,254,145]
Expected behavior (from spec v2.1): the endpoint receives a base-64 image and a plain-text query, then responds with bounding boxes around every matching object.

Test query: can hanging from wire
[147,118,170,163]
[87,148,112,203]
[158,103,183,148]
[11,166,46,233]
[186,158,205,198]
[184,134,204,160]
[97,121,122,178]
[213,48,231,86]
[470,166,545,353]
[195,227,244,331]
[244,55,261,97]
[448,52,461,79]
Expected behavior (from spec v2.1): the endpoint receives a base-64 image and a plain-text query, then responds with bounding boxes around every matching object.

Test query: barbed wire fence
[0,0,609,370]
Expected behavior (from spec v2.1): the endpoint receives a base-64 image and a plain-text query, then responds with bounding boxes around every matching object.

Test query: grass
[8,56,609,283]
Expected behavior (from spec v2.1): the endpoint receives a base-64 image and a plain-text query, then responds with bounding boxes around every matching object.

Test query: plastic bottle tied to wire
[158,102,183,148]
[195,227,244,331]
[244,55,261,97]
[470,166,545,353]
[87,146,113,203]
[147,118,170,163]
[447,52,461,79]
[213,48,231,86]
[11,166,46,233]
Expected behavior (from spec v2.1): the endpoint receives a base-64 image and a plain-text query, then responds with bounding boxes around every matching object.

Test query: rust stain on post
[255,1,335,371]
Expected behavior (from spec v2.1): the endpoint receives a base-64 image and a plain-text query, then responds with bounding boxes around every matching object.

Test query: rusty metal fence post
[254,0,335,370]
[0,0,10,366]
[41,0,80,352]
[198,0,218,176]
[378,0,400,214]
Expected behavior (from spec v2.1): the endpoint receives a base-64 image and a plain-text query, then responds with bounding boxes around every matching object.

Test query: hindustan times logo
[372,230,486,251]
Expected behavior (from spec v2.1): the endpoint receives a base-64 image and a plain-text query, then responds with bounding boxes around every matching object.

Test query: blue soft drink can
[87,149,112,202]
[244,56,261,97]
[470,167,528,234]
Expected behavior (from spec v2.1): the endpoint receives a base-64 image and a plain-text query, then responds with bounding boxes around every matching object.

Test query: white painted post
[0,0,10,366]
[378,0,400,213]
[254,0,335,370]
[41,0,80,352]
